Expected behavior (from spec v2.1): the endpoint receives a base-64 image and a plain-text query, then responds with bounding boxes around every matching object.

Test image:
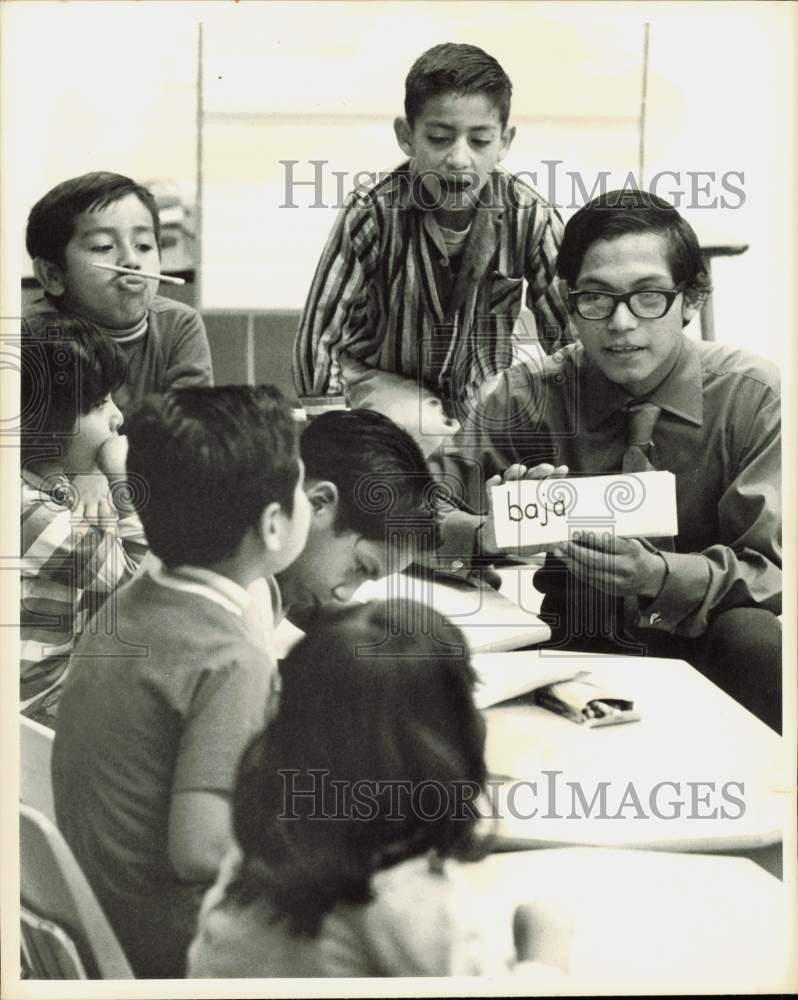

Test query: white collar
[147,558,250,617]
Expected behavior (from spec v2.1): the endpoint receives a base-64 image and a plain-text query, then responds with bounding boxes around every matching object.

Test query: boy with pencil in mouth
[294,43,571,442]
[24,171,213,417]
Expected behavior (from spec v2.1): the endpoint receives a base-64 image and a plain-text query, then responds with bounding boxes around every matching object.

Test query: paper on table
[354,573,551,653]
[271,571,552,660]
[491,471,678,549]
[471,651,581,709]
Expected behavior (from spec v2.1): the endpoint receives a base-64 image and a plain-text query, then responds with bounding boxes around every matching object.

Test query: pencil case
[534,675,641,727]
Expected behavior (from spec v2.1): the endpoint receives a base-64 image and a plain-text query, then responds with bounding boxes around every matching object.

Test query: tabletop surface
[482,651,788,850]
[271,567,790,852]
[454,847,793,993]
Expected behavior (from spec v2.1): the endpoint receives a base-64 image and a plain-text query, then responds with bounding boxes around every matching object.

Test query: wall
[2,1,795,368]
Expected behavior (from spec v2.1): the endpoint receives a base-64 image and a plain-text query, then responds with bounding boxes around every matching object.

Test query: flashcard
[491,471,678,548]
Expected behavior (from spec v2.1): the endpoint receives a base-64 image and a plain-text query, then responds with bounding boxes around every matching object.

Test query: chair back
[19,804,134,979]
[21,909,90,978]
[20,717,56,823]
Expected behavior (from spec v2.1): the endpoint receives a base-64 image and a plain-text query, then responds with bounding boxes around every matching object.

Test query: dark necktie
[623,402,661,473]
[620,402,673,629]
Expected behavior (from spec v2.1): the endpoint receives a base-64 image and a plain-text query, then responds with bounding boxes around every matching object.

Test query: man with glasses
[437,189,781,730]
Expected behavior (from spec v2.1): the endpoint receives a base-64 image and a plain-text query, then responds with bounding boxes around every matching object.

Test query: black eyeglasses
[568,283,687,320]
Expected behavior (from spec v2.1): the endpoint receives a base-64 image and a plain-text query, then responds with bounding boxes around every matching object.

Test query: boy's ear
[497,125,516,163]
[394,117,414,158]
[33,258,66,297]
[305,480,339,527]
[258,501,284,554]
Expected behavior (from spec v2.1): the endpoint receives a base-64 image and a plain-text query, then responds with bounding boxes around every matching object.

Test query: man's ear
[305,480,339,527]
[394,117,414,159]
[497,125,516,163]
[681,287,707,327]
[33,257,66,297]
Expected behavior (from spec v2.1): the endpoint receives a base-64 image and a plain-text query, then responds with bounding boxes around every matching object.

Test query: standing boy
[439,190,781,730]
[294,43,571,427]
[24,171,213,416]
[52,385,311,977]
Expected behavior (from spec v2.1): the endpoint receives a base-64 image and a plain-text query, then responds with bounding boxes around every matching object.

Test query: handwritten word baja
[507,495,567,526]
[491,471,678,548]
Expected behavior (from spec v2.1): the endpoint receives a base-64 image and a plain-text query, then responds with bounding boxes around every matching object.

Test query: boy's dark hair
[300,409,440,549]
[404,43,512,129]
[125,385,300,567]
[557,189,711,308]
[26,171,161,266]
[20,315,127,465]
[228,599,489,936]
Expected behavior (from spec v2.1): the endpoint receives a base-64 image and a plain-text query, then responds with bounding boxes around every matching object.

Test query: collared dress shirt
[436,337,781,638]
[293,165,571,405]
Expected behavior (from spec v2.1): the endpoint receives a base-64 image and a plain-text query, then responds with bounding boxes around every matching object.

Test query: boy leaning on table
[293,42,572,434]
[436,190,781,731]
[239,407,442,648]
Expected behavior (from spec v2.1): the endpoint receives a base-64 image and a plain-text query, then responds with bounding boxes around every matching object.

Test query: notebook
[471,651,581,709]
[353,571,551,654]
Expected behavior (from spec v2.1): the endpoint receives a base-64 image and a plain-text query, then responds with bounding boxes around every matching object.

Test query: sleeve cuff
[432,508,484,579]
[635,550,711,634]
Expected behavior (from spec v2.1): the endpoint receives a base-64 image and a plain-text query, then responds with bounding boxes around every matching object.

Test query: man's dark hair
[126,385,300,568]
[227,599,489,937]
[404,43,512,129]
[557,189,711,307]
[26,171,161,266]
[20,315,127,465]
[300,409,440,548]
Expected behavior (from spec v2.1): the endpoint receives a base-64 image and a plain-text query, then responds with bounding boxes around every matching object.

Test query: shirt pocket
[487,271,524,313]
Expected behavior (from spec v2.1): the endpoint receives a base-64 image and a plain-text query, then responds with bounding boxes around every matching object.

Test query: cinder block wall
[22,276,301,404]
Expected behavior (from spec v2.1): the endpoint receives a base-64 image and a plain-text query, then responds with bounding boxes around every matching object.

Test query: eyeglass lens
[576,291,669,320]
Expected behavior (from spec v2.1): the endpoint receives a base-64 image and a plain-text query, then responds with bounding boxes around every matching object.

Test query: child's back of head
[125,384,306,571]
[227,599,489,936]
[300,408,440,544]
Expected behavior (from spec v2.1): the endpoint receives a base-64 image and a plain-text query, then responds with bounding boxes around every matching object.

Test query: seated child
[20,316,148,725]
[294,42,572,427]
[52,384,311,978]
[187,600,565,982]
[273,408,442,630]
[24,171,213,416]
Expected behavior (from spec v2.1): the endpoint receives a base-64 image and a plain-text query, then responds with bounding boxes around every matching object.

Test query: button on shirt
[437,337,781,637]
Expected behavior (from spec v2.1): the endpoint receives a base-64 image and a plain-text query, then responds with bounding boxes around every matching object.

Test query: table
[454,847,793,993]
[481,652,789,861]
[270,568,790,864]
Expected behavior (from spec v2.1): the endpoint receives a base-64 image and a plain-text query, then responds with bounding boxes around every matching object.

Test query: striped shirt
[20,472,148,723]
[294,165,572,404]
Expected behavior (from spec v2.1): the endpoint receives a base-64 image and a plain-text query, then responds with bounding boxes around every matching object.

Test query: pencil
[91,263,185,286]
